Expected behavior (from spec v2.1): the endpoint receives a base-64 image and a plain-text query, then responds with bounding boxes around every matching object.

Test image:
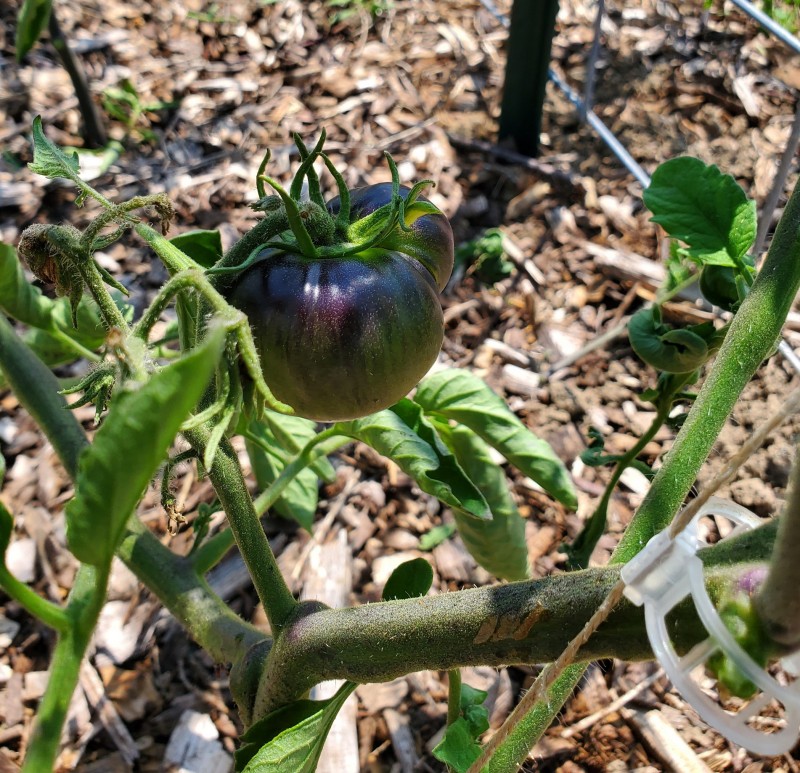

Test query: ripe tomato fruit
[226,184,454,421]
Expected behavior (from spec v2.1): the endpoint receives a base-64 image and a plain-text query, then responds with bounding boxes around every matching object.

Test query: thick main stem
[183,427,297,634]
[755,445,800,647]
[261,523,775,703]
[22,564,108,773]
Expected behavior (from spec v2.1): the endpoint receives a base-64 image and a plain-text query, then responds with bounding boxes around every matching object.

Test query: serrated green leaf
[245,422,319,531]
[238,683,356,772]
[643,157,756,266]
[444,424,530,581]
[414,369,577,509]
[382,557,433,601]
[170,230,223,270]
[335,398,489,520]
[432,718,483,772]
[15,0,52,60]
[65,328,224,566]
[28,116,81,182]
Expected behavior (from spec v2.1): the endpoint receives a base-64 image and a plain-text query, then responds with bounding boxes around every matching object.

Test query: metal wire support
[729,0,800,56]
[548,68,652,188]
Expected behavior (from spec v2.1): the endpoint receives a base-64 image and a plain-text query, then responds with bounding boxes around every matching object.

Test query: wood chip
[622,707,713,773]
[383,708,418,773]
[163,710,233,773]
[356,679,409,714]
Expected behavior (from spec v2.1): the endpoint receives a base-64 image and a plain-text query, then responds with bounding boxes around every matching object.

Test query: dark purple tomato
[227,248,446,421]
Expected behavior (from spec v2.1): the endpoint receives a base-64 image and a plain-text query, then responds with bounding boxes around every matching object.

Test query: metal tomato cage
[481,0,800,372]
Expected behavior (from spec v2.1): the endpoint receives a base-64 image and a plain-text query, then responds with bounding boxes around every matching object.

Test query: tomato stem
[184,427,298,634]
[755,442,800,648]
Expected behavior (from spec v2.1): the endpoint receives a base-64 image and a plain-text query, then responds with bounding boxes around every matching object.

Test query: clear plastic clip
[621,496,800,755]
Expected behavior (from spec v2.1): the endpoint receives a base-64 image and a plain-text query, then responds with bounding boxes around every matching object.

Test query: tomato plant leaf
[643,157,756,267]
[236,683,356,772]
[629,306,726,374]
[245,420,320,531]
[382,557,434,601]
[28,116,81,182]
[262,413,336,483]
[414,369,577,509]
[65,328,224,566]
[442,424,530,581]
[170,230,223,270]
[419,522,456,551]
[15,0,52,60]
[432,718,483,772]
[433,683,490,772]
[336,399,490,520]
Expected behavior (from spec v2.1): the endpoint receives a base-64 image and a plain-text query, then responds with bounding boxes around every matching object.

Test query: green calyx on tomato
[215,130,455,422]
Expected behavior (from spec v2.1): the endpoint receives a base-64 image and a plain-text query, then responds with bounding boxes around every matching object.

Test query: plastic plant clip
[621,496,800,756]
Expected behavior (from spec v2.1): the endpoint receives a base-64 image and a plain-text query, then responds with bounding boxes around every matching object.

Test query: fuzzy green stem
[183,427,297,634]
[567,402,671,569]
[133,270,215,342]
[83,196,176,251]
[80,264,129,333]
[209,214,289,278]
[755,444,800,648]
[133,223,200,275]
[0,564,70,632]
[23,563,109,773]
[447,670,462,727]
[0,315,87,478]
[118,518,266,663]
[191,431,347,574]
[256,524,777,711]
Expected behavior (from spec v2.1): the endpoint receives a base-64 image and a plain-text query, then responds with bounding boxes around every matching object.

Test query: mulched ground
[2,0,800,770]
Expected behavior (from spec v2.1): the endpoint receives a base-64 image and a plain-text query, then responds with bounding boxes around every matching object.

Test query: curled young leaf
[628,306,726,374]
